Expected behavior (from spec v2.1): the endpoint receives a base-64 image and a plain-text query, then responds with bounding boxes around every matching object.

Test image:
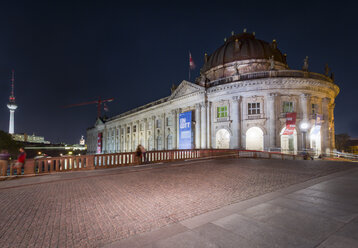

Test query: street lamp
[300,122,309,151]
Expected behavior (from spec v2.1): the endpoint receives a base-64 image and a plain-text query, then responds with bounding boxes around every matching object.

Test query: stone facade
[87,33,339,156]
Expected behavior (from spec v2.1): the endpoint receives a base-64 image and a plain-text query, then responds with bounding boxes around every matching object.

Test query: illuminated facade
[87,32,339,156]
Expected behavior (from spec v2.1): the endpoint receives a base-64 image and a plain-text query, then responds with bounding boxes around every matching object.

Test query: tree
[335,133,350,152]
[0,130,21,158]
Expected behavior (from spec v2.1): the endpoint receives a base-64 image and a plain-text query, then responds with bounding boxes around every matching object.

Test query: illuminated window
[248,103,260,115]
[311,103,318,115]
[217,106,228,118]
[283,101,294,113]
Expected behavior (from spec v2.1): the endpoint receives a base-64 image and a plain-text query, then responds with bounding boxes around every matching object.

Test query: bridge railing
[5,149,302,177]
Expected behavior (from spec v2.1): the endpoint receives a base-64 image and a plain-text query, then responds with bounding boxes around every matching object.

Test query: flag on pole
[189,52,195,70]
[104,103,109,112]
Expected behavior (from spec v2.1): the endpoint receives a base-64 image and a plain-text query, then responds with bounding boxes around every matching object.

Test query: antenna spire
[9,69,15,103]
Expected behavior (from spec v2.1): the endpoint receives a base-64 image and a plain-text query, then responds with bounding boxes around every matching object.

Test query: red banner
[283,113,297,135]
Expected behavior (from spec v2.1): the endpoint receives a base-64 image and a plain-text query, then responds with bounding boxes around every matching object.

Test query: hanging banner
[97,133,102,154]
[315,114,323,126]
[286,112,297,126]
[179,111,193,149]
[311,114,323,136]
[283,112,297,135]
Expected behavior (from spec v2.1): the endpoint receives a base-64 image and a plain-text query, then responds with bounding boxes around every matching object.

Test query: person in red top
[13,148,26,174]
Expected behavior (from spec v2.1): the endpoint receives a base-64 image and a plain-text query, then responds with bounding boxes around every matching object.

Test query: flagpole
[189,65,191,81]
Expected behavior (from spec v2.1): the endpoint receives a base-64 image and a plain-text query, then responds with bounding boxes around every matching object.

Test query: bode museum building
[87,31,339,156]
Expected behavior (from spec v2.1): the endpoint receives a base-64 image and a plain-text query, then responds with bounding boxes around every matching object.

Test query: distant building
[87,31,339,156]
[80,135,85,145]
[12,133,50,144]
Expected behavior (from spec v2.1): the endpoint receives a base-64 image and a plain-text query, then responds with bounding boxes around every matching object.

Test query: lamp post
[300,122,309,151]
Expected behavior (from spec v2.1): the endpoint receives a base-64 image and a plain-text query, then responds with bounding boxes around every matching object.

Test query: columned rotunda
[87,32,339,156]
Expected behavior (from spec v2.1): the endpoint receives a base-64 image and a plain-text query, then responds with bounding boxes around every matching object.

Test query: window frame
[217,106,228,118]
[248,102,261,115]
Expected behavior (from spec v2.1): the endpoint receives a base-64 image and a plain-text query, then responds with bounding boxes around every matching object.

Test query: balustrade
[2,149,302,177]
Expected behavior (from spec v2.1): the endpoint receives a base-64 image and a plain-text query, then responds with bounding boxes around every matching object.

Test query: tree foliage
[0,130,21,158]
[335,133,350,152]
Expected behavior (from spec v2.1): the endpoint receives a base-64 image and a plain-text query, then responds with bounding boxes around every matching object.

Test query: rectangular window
[156,119,162,128]
[248,103,260,115]
[140,123,144,131]
[148,121,152,130]
[217,106,228,118]
[311,103,318,115]
[166,117,173,126]
[283,101,294,113]
[133,125,137,132]
[127,127,130,133]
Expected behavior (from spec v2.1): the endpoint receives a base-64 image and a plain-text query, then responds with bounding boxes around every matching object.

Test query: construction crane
[63,97,114,118]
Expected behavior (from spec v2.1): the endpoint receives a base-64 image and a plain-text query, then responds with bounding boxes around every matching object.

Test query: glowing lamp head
[300,122,309,131]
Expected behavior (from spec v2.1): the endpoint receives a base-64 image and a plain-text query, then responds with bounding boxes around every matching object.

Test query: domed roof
[201,33,286,72]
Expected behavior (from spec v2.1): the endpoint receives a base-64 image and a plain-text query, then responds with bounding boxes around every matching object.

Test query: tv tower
[7,70,17,134]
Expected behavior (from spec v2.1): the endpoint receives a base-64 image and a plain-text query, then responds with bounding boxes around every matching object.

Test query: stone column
[267,93,277,150]
[176,109,181,148]
[143,118,147,149]
[231,97,240,148]
[136,120,140,150]
[329,103,336,150]
[207,101,212,148]
[102,129,107,154]
[162,113,166,150]
[322,98,331,154]
[195,104,201,148]
[171,110,177,149]
[123,125,127,152]
[201,103,207,148]
[300,93,310,150]
[117,126,121,152]
[300,93,310,122]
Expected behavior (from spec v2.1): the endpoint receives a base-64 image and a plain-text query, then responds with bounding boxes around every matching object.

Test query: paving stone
[192,223,256,248]
[284,192,358,213]
[317,235,358,248]
[0,159,355,247]
[268,196,358,223]
[335,218,358,241]
[240,203,344,243]
[151,230,217,248]
[213,213,314,248]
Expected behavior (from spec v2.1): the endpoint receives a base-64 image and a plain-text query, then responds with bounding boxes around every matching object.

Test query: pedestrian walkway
[105,164,358,248]
[0,158,356,247]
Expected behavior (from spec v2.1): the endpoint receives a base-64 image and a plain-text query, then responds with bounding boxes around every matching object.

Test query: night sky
[0,0,357,144]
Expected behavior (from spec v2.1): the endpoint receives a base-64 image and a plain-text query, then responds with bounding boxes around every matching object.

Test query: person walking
[136,145,142,164]
[13,147,26,175]
[139,145,147,163]
[0,150,10,176]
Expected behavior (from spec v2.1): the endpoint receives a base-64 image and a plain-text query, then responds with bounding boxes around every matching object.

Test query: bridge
[5,149,303,177]
[0,151,357,247]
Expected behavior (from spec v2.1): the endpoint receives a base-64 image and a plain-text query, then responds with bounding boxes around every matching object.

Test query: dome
[201,33,287,72]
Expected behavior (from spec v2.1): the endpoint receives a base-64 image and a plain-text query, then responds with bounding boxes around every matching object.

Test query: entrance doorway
[246,127,264,151]
[280,127,297,154]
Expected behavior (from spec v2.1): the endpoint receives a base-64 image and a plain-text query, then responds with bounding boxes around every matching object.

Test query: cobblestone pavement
[0,158,355,247]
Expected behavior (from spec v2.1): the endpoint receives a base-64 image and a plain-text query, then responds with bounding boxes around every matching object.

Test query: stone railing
[3,149,303,177]
[207,70,334,87]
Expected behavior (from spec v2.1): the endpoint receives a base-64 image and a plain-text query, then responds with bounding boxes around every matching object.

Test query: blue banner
[179,111,193,149]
